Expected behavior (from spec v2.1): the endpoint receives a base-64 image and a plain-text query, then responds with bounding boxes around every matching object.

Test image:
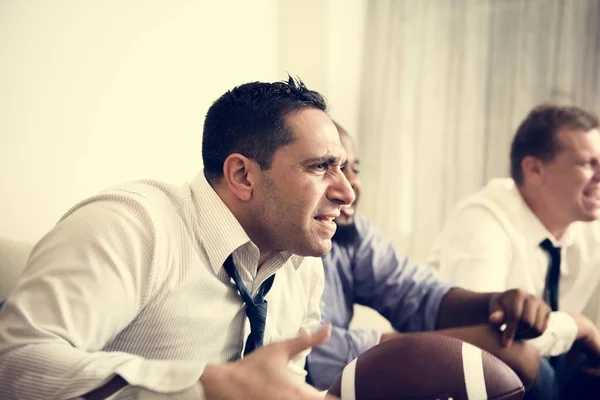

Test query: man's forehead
[285,108,333,131]
[557,127,600,153]
[285,110,344,152]
[299,140,347,163]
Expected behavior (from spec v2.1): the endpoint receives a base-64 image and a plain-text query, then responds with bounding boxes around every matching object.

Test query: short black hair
[510,103,599,185]
[201,76,328,184]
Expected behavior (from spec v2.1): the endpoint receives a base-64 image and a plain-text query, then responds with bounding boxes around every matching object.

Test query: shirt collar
[189,171,302,274]
[287,253,304,269]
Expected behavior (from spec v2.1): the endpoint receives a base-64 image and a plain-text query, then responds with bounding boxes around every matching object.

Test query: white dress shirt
[427,178,600,356]
[0,172,324,400]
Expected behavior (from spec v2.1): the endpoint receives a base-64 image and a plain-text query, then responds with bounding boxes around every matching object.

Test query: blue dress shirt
[307,213,455,389]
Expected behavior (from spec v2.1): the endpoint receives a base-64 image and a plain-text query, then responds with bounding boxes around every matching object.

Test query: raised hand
[200,324,339,400]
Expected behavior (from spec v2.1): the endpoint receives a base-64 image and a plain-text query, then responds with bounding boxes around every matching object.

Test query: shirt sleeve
[352,215,454,333]
[429,204,513,292]
[0,195,205,400]
[526,311,578,357]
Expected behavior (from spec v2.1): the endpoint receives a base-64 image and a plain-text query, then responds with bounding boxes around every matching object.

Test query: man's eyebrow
[302,155,342,166]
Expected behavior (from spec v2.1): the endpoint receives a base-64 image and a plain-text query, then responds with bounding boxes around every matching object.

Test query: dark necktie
[539,238,561,312]
[223,255,275,355]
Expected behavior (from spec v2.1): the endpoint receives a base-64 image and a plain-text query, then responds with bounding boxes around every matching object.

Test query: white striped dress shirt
[0,172,325,399]
[427,178,594,356]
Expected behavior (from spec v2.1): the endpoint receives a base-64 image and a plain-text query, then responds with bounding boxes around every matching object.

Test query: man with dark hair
[428,103,600,398]
[202,79,328,184]
[307,121,600,398]
[0,77,354,399]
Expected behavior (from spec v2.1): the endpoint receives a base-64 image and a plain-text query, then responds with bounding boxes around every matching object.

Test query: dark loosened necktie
[539,238,561,312]
[223,255,275,356]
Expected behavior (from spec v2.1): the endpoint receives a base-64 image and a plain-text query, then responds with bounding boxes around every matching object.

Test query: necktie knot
[540,238,560,255]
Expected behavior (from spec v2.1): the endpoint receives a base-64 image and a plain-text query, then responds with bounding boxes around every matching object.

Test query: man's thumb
[488,293,505,323]
[283,323,332,359]
[489,310,505,325]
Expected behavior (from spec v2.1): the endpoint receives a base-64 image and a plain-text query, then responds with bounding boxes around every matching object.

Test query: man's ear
[521,155,545,185]
[222,153,256,202]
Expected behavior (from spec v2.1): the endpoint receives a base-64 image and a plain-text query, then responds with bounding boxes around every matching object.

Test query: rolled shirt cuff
[526,311,578,357]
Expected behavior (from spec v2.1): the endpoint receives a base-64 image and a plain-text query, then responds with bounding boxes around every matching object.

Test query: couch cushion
[0,238,33,300]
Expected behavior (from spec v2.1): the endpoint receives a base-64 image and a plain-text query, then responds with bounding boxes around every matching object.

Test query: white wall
[0,0,279,242]
[326,0,367,138]
[278,0,366,138]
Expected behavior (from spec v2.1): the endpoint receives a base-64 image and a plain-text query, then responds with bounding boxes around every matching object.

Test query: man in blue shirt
[306,122,594,397]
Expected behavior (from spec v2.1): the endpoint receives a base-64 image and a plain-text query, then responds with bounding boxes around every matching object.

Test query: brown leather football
[327,333,525,400]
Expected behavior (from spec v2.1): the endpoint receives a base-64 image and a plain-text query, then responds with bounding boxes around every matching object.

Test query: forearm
[436,288,495,329]
[0,343,206,399]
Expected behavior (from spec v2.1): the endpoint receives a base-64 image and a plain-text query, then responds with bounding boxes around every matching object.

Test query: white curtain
[358,0,600,263]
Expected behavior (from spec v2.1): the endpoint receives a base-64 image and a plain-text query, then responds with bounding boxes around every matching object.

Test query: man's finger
[502,322,517,347]
[282,323,332,359]
[502,295,524,347]
[488,310,505,325]
[512,296,537,340]
[488,292,502,314]
[519,297,537,331]
[534,303,550,338]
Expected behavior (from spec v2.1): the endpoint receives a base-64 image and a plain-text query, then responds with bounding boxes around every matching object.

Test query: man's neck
[517,185,569,240]
[257,250,275,269]
[212,184,275,269]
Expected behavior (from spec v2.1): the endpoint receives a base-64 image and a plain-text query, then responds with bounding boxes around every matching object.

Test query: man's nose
[329,171,355,205]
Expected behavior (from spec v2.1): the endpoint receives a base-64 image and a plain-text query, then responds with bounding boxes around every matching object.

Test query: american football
[327,333,525,400]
